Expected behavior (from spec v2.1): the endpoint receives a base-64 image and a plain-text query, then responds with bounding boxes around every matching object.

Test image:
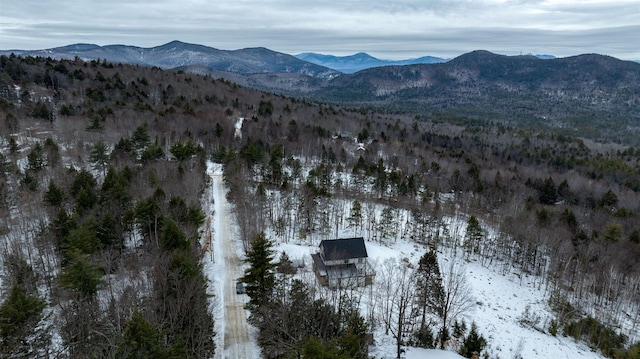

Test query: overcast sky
[1,0,638,60]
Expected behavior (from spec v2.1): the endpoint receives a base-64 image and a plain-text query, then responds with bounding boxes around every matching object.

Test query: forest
[0,54,639,358]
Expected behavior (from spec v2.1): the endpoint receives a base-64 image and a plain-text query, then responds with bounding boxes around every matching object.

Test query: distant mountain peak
[294,52,448,73]
[165,40,187,46]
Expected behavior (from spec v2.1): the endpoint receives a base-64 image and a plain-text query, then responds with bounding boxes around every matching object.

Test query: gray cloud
[0,0,638,60]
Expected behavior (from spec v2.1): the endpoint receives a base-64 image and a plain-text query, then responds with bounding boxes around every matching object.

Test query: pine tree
[538,177,557,205]
[59,249,103,298]
[452,320,467,338]
[599,189,618,208]
[464,215,483,256]
[412,324,435,349]
[241,232,276,310]
[117,309,187,359]
[339,313,369,358]
[61,220,101,257]
[159,217,190,251]
[276,251,295,274]
[89,141,110,176]
[302,337,349,359]
[459,322,487,358]
[415,250,444,328]
[131,123,150,150]
[26,143,45,171]
[0,284,45,352]
[347,199,362,234]
[100,166,132,208]
[44,180,64,206]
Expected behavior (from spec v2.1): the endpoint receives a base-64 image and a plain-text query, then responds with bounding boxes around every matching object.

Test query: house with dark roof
[311,237,375,289]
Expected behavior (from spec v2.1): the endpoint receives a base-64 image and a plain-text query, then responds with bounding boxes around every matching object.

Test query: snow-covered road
[204,162,261,359]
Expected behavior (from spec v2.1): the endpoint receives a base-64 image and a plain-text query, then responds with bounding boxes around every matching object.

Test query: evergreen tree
[170,139,203,161]
[339,313,369,359]
[464,215,483,256]
[560,208,578,233]
[459,322,487,358]
[159,217,190,251]
[276,251,295,274]
[50,208,77,246]
[302,337,349,359]
[538,177,557,205]
[89,141,110,176]
[59,249,103,298]
[44,180,64,206]
[155,250,215,358]
[26,143,45,171]
[214,123,223,137]
[267,144,284,185]
[20,172,38,192]
[97,213,120,248]
[452,320,467,338]
[100,166,132,207]
[45,141,61,167]
[61,220,101,257]
[378,207,397,240]
[70,169,98,215]
[241,232,276,310]
[131,123,150,150]
[415,250,444,328]
[599,189,619,208]
[347,199,362,234]
[134,197,161,242]
[140,143,164,163]
[117,309,187,359]
[412,324,436,349]
[0,284,45,352]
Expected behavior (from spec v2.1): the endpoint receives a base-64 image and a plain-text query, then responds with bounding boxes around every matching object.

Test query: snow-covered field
[202,161,609,359]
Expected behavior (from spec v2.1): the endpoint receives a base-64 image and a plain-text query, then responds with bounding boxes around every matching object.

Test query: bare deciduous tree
[438,259,474,347]
[378,259,417,359]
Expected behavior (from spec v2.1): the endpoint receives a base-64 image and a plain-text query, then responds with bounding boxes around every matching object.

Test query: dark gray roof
[311,253,327,276]
[320,237,368,261]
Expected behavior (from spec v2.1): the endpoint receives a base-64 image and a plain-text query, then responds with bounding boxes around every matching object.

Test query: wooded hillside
[0,54,639,357]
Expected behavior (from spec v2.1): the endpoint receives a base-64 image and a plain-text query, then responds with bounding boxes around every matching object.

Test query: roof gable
[320,237,368,261]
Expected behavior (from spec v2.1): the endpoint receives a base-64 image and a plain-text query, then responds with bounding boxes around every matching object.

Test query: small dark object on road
[236,282,245,294]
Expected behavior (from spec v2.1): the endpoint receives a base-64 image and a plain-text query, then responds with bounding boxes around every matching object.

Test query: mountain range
[2,41,639,143]
[295,52,448,73]
[0,40,340,79]
[315,50,640,142]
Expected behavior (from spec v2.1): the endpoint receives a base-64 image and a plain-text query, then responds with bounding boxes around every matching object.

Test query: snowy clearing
[204,161,612,358]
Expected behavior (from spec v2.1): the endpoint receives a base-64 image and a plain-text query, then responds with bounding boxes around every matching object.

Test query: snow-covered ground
[274,238,605,359]
[202,162,261,359]
[202,161,609,358]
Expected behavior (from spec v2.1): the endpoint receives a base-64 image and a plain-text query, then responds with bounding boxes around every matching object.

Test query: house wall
[323,257,361,267]
[325,260,371,289]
